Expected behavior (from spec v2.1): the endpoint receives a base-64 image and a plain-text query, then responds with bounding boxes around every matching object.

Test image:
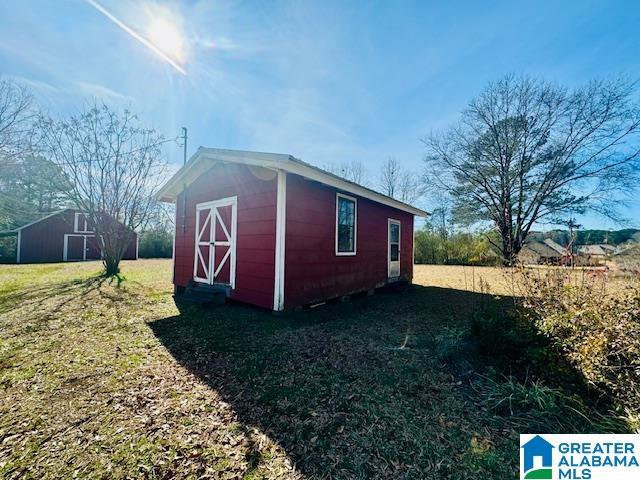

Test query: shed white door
[388,219,401,278]
[194,197,237,287]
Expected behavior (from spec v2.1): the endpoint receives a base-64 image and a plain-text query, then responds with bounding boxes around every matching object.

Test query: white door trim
[273,170,287,311]
[193,207,212,283]
[388,219,401,278]
[16,230,21,263]
[63,234,99,262]
[193,196,238,288]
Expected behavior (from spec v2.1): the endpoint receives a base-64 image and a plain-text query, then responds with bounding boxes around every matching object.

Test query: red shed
[157,148,428,312]
[3,209,137,264]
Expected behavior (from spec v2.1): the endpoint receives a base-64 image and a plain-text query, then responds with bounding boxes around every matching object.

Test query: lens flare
[147,15,184,64]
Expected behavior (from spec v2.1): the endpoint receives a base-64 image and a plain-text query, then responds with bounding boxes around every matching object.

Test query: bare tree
[38,104,168,275]
[397,170,423,204]
[153,201,176,229]
[379,156,423,203]
[0,78,34,161]
[343,159,368,185]
[0,81,68,227]
[324,159,369,185]
[423,75,640,264]
[379,156,400,197]
[430,193,454,241]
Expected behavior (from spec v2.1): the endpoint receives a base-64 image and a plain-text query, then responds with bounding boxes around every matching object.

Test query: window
[389,221,400,261]
[388,219,401,277]
[336,193,356,255]
[74,213,91,233]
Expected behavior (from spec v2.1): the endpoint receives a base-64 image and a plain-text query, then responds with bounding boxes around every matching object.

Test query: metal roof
[156,147,429,217]
[543,238,567,254]
[522,241,563,258]
[0,209,70,235]
[577,245,609,256]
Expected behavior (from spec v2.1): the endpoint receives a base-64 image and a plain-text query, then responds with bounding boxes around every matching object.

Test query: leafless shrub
[38,103,169,275]
[516,268,640,427]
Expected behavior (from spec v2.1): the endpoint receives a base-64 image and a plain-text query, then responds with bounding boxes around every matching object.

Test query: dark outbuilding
[1,209,137,263]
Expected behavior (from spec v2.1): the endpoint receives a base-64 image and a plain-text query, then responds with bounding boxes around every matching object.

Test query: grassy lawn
[0,261,628,479]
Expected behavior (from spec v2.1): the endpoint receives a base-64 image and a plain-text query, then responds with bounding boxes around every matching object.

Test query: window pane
[390,223,399,243]
[390,244,399,261]
[338,199,354,226]
[337,197,355,253]
[338,225,353,251]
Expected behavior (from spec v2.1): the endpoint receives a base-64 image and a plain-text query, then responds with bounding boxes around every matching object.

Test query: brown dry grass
[1,260,631,479]
[414,264,638,297]
[0,260,301,479]
[413,265,514,296]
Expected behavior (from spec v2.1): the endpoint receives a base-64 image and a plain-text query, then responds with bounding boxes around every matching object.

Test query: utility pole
[565,218,582,268]
[181,127,188,165]
[181,127,188,232]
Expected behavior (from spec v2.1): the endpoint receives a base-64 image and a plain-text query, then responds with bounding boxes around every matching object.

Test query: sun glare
[146,15,185,64]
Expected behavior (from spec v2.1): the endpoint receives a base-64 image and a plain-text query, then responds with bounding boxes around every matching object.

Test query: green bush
[0,237,16,263]
[471,309,548,365]
[414,228,500,265]
[138,228,173,258]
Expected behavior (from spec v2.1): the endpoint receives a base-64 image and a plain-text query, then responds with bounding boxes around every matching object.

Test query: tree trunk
[103,255,121,276]
[501,231,515,266]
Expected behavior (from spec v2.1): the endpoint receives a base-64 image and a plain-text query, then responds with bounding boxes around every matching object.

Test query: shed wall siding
[284,174,414,308]
[19,211,72,263]
[173,163,277,310]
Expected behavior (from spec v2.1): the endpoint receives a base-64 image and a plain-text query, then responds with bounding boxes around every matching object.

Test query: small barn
[518,241,563,265]
[157,148,428,312]
[576,244,614,266]
[0,209,138,263]
[543,238,567,256]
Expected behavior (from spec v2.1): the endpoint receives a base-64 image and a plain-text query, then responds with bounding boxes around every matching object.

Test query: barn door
[388,219,401,278]
[194,197,237,287]
[85,236,102,260]
[65,235,85,261]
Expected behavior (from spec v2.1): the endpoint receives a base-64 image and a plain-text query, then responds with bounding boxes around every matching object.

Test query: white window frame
[388,218,401,278]
[335,192,357,256]
[74,212,93,233]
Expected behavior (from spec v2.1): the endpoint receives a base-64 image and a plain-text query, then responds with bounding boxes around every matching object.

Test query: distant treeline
[414,227,640,266]
[528,228,640,246]
[414,229,500,266]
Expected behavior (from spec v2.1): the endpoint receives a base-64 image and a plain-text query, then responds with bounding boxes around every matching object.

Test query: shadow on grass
[0,276,105,314]
[149,285,627,479]
[0,273,144,322]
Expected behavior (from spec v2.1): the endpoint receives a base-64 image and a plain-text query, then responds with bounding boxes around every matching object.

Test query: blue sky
[1,0,639,229]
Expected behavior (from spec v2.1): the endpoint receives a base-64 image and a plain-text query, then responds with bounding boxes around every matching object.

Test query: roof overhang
[156,147,429,217]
